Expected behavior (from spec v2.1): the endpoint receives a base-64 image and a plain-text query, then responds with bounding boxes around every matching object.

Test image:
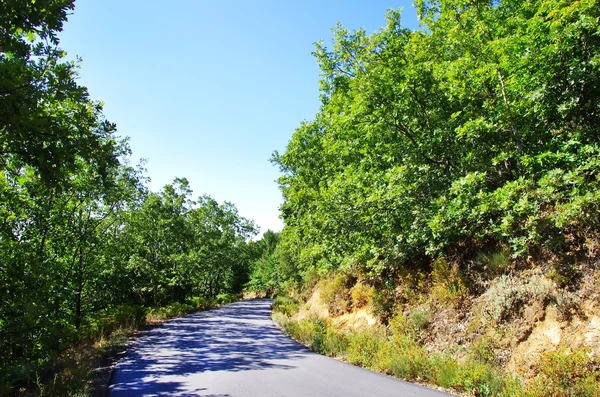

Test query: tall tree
[273,0,600,282]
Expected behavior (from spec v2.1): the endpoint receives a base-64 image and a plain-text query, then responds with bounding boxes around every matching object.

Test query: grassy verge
[5,293,241,397]
[271,296,600,397]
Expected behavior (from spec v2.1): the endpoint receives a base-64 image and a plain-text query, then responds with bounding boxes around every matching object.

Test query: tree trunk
[75,242,83,329]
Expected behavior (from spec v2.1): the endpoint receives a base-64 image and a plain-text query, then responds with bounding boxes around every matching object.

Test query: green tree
[273,0,600,282]
[0,0,118,186]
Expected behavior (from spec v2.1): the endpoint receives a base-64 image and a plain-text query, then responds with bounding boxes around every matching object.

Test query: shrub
[272,296,300,317]
[388,310,407,336]
[522,348,600,397]
[310,320,328,352]
[431,355,462,390]
[475,248,512,277]
[389,335,432,382]
[371,278,397,323]
[431,258,467,304]
[469,334,500,366]
[188,296,216,310]
[319,273,352,315]
[430,355,504,396]
[407,309,432,336]
[482,274,554,323]
[271,312,289,329]
[390,351,431,382]
[396,269,428,304]
[216,293,241,304]
[278,316,510,396]
[146,302,195,322]
[84,305,146,339]
[350,282,375,309]
[284,319,316,346]
[346,332,384,368]
[321,327,349,357]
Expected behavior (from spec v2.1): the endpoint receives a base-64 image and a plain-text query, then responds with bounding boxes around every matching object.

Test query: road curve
[109,299,454,397]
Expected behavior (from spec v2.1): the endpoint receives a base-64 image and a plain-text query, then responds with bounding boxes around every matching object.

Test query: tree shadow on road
[109,299,309,396]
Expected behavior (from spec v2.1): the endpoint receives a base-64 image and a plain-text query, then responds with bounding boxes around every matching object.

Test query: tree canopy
[272,0,600,281]
[0,1,261,389]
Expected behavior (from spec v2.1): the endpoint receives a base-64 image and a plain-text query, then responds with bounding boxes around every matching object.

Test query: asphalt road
[109,299,454,397]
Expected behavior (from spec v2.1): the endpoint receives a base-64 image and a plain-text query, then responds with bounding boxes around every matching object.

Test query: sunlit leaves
[273,0,600,281]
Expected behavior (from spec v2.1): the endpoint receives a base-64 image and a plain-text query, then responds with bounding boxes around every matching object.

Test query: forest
[2,0,600,395]
[0,1,275,391]
[265,0,600,294]
[258,0,600,395]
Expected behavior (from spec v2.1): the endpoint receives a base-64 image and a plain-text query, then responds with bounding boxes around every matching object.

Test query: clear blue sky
[59,0,420,235]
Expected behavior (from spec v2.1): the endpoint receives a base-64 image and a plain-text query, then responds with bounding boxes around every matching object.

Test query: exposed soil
[295,265,600,381]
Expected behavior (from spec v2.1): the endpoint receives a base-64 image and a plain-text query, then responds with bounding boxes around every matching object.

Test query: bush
[431,355,462,390]
[310,319,328,353]
[346,332,384,368]
[475,248,512,277]
[429,355,504,397]
[388,310,407,336]
[284,319,316,346]
[319,273,352,315]
[390,351,431,382]
[216,293,241,304]
[431,258,467,304]
[469,334,500,366]
[321,328,349,357]
[482,274,554,324]
[272,296,300,317]
[146,302,195,322]
[271,312,289,329]
[350,282,375,309]
[84,305,146,339]
[188,296,217,310]
[278,316,510,396]
[371,278,397,323]
[389,335,432,382]
[407,308,432,336]
[521,348,600,397]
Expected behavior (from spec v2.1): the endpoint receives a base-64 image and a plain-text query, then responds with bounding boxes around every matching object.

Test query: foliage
[468,334,500,367]
[318,273,353,315]
[282,319,317,347]
[474,249,512,278]
[0,2,257,391]
[515,348,600,397]
[371,277,397,323]
[346,331,386,368]
[278,314,508,396]
[84,305,146,339]
[0,0,119,186]
[407,309,432,335]
[246,231,284,295]
[481,274,556,324]
[271,296,300,317]
[350,281,375,309]
[430,258,467,304]
[268,0,600,291]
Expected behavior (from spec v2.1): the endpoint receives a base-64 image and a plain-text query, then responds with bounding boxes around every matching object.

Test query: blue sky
[59,0,420,235]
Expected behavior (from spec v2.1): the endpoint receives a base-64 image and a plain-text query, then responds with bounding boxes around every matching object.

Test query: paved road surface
[109,299,453,396]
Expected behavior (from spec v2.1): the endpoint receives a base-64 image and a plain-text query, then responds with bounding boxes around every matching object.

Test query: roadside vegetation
[271,275,600,397]
[0,2,259,395]
[253,0,600,395]
[3,0,600,396]
[10,294,239,397]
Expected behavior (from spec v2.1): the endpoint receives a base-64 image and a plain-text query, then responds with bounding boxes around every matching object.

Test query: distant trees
[247,230,282,295]
[271,0,600,284]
